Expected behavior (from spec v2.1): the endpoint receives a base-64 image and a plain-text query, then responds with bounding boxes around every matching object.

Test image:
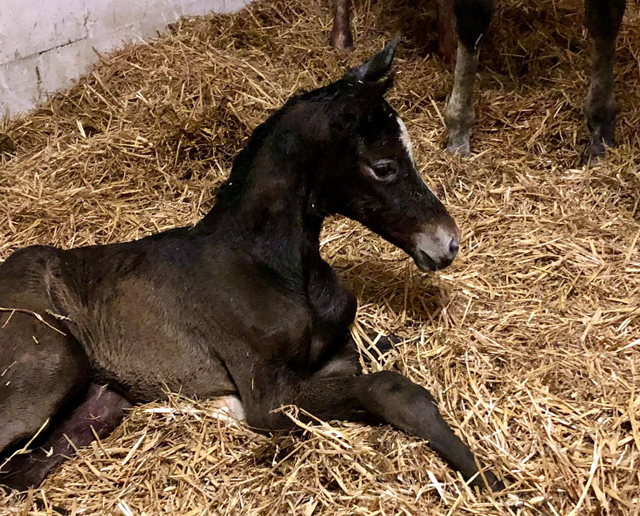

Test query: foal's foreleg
[312,331,399,378]
[329,0,353,50]
[584,0,626,161]
[355,371,502,490]
[244,370,503,491]
[445,0,494,155]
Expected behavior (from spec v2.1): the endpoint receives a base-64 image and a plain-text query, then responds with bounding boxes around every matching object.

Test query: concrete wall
[0,0,251,118]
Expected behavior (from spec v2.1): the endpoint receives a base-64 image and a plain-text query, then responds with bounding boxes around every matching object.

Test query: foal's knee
[356,371,440,432]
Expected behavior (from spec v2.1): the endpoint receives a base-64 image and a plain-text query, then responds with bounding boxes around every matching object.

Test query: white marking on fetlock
[445,45,479,155]
[210,395,245,422]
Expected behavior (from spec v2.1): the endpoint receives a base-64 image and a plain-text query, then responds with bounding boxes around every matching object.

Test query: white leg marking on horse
[210,395,245,422]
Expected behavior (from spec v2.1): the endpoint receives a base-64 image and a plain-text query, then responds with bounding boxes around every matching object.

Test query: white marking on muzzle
[396,116,414,163]
[414,224,459,269]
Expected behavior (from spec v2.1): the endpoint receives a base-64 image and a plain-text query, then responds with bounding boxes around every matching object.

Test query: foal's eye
[369,161,398,181]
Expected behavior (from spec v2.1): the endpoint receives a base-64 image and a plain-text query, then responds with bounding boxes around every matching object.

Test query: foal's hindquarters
[0,247,130,490]
[0,243,234,489]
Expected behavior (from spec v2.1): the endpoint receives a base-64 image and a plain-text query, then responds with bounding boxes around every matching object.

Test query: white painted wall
[0,0,251,117]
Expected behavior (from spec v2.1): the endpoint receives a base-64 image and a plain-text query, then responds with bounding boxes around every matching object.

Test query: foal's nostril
[449,236,460,258]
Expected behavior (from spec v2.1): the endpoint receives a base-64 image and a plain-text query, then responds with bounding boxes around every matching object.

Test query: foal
[330,0,626,159]
[0,42,503,492]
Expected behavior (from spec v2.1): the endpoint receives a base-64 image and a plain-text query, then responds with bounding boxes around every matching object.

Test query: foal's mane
[212,81,348,209]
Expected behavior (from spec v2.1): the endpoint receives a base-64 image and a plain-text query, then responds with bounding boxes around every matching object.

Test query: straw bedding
[1,0,639,513]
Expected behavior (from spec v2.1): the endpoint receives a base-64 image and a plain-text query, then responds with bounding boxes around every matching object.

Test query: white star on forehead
[396,116,414,163]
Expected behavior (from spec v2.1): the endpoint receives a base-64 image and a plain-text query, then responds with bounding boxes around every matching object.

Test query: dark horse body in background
[330,0,626,159]
[0,43,503,492]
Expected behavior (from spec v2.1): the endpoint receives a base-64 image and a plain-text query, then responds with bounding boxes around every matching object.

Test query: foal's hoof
[360,333,400,369]
[0,472,38,492]
[366,333,400,356]
[469,470,505,492]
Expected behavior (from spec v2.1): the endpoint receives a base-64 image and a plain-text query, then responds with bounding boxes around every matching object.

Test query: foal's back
[0,233,241,488]
[1,227,311,403]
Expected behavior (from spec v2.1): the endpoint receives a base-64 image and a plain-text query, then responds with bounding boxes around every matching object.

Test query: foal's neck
[200,125,326,279]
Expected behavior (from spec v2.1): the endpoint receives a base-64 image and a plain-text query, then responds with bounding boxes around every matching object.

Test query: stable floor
[1,0,639,513]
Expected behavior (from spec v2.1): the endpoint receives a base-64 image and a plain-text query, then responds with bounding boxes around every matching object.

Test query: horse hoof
[369,334,400,355]
[0,455,46,492]
[0,472,40,493]
[446,140,471,157]
[486,473,506,492]
[584,142,606,167]
[585,126,616,165]
[469,470,505,492]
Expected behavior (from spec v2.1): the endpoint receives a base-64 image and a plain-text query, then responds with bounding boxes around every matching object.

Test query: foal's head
[298,41,460,271]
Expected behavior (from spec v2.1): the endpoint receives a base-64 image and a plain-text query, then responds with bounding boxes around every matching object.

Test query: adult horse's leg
[237,363,503,491]
[584,0,626,161]
[445,0,494,155]
[1,384,131,491]
[437,0,458,63]
[330,0,353,50]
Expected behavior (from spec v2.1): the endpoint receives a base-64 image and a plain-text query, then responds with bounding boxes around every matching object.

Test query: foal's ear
[344,38,399,83]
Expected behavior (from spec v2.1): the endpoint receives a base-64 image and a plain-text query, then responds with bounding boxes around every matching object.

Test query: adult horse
[0,42,503,492]
[329,0,626,159]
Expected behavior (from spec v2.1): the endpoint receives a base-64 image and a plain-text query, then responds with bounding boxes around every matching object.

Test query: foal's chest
[199,253,356,365]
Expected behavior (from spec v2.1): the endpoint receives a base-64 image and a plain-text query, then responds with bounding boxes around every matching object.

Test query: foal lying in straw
[0,41,503,492]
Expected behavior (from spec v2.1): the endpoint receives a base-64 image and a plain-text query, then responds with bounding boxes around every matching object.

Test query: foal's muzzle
[412,222,460,272]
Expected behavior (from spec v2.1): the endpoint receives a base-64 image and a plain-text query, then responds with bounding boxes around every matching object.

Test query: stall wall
[0,0,250,117]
